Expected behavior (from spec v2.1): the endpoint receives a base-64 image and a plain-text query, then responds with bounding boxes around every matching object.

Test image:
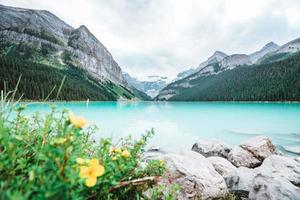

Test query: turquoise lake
[25,102,300,154]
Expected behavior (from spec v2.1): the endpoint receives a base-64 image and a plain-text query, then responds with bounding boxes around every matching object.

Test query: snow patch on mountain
[220,54,252,70]
[275,38,300,54]
[123,73,168,98]
[249,42,279,63]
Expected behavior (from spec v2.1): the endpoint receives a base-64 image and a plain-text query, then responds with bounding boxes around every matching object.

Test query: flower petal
[85,176,97,187]
[89,158,99,167]
[79,166,89,178]
[94,165,105,177]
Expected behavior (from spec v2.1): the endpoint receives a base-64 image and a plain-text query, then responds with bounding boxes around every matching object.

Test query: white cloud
[1,0,300,79]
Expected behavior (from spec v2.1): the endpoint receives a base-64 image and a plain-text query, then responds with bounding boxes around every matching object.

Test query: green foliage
[0,55,142,101]
[163,52,300,101]
[0,99,174,199]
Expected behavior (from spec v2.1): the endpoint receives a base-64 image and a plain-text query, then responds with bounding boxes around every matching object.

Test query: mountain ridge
[157,37,300,101]
[0,4,148,101]
[0,4,124,84]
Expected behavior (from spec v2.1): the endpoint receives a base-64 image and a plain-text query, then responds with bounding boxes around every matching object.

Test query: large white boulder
[192,139,232,158]
[207,156,236,177]
[228,136,277,168]
[240,136,277,160]
[146,151,229,200]
[249,173,300,200]
[225,167,258,193]
[249,155,300,200]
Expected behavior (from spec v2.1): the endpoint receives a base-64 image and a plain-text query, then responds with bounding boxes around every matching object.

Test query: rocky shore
[143,136,300,200]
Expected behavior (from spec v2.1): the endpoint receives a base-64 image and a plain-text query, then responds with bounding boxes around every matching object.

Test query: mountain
[123,73,168,98]
[156,51,300,101]
[156,38,300,101]
[176,51,228,80]
[249,42,279,63]
[176,42,280,83]
[0,4,145,101]
[220,54,252,70]
[276,37,300,53]
[257,38,300,64]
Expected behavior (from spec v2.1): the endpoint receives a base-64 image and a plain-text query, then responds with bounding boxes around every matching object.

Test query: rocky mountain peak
[0,4,124,84]
[212,51,228,58]
[261,42,279,50]
[249,42,279,63]
[276,37,300,54]
[220,54,252,70]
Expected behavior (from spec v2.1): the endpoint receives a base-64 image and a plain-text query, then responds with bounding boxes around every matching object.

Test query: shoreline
[19,100,300,104]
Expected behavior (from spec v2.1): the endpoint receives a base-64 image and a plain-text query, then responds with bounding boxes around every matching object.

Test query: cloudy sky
[1,0,300,79]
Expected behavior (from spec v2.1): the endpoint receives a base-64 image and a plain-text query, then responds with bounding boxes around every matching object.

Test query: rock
[207,156,236,177]
[249,174,300,200]
[228,136,277,168]
[225,167,258,194]
[147,151,228,200]
[141,150,165,162]
[256,155,300,187]
[147,145,161,152]
[192,139,232,158]
[249,155,300,200]
[240,136,277,160]
[228,146,261,168]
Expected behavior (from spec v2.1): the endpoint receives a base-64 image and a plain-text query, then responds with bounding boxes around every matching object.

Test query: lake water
[25,101,300,155]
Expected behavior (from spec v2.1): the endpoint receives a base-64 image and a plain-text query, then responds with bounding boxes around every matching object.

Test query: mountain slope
[249,42,279,63]
[258,38,300,65]
[0,55,141,101]
[0,4,144,100]
[176,51,227,80]
[156,52,300,101]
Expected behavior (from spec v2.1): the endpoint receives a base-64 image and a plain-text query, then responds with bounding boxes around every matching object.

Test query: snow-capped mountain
[249,42,279,63]
[220,54,252,70]
[123,73,168,98]
[157,39,300,101]
[275,37,300,54]
[176,51,227,80]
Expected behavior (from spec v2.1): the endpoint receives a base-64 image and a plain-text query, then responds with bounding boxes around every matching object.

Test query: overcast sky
[1,0,300,79]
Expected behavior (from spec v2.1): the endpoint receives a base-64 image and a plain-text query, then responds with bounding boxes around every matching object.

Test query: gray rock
[256,155,300,187]
[225,167,258,193]
[249,155,300,200]
[228,136,277,168]
[145,151,229,200]
[228,146,261,168]
[249,174,300,200]
[192,139,232,158]
[208,156,236,177]
[240,136,277,160]
[147,145,161,152]
[0,4,124,84]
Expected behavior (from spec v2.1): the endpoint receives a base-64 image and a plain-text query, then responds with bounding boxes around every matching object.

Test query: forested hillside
[0,56,148,101]
[157,52,300,101]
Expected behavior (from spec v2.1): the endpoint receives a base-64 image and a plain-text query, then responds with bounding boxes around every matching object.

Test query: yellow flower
[69,112,87,128]
[109,147,116,154]
[109,147,122,154]
[79,158,105,187]
[159,160,165,166]
[121,150,131,158]
[115,148,122,153]
[111,156,117,161]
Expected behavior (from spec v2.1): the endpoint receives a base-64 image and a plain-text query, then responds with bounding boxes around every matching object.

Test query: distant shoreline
[19,100,300,103]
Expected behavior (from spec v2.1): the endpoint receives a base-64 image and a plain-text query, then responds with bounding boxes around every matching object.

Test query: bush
[0,98,177,199]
